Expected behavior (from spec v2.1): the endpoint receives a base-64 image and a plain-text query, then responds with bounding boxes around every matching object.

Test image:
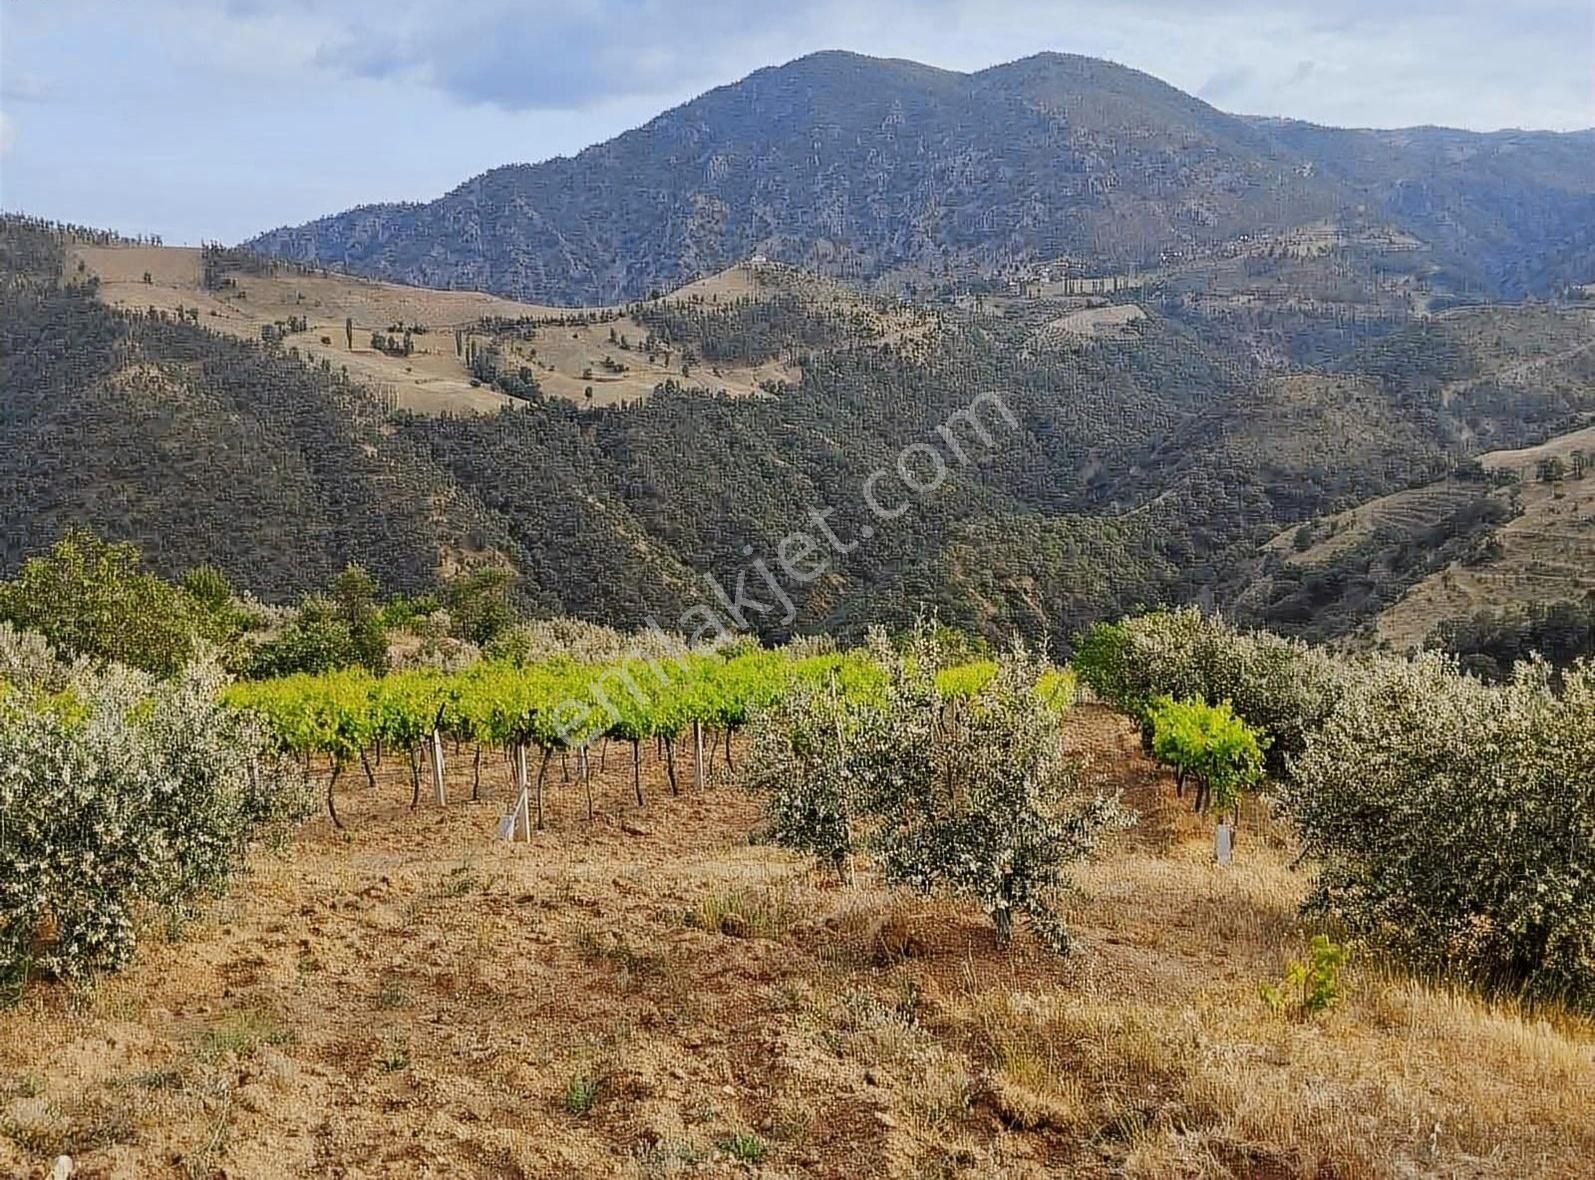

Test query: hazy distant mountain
[245,51,1595,304]
[1252,119,1595,297]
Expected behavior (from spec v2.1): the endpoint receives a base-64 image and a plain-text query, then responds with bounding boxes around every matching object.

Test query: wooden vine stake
[579,744,594,822]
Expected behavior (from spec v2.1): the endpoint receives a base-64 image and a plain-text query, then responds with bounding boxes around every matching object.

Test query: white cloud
[259,0,1594,129]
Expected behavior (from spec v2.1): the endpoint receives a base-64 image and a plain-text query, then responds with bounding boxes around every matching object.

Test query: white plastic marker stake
[431,729,446,806]
[1215,818,1234,866]
[498,744,530,841]
[693,720,705,790]
[516,744,531,841]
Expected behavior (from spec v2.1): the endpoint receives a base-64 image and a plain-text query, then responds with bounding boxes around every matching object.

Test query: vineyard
[223,646,1075,838]
[4,608,1595,1176]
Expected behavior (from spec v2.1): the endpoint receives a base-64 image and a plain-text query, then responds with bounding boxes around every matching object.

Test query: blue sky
[3,0,1592,244]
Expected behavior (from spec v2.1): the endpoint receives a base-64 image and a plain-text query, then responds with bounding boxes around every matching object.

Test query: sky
[2,0,1592,244]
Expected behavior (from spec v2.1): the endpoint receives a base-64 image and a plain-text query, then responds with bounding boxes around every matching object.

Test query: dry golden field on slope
[3,707,1591,1179]
[68,248,940,416]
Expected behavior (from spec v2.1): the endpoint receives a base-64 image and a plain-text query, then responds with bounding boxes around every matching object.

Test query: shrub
[0,659,312,981]
[1285,653,1595,1001]
[0,622,68,692]
[1147,694,1266,815]
[1260,934,1348,1020]
[245,614,366,678]
[562,1073,600,1116]
[744,669,874,882]
[718,1130,767,1164]
[0,530,206,676]
[485,617,678,665]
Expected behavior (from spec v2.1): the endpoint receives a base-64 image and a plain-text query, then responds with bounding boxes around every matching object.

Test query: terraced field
[1267,480,1496,568]
[1377,436,1595,648]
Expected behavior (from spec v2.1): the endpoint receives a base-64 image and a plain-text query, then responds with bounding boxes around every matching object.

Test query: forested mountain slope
[9,213,1594,652]
[0,221,533,601]
[1237,305,1595,643]
[246,51,1595,305]
[1256,120,1595,298]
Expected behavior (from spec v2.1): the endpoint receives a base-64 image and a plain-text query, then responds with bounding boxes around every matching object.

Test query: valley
[14,208,1595,656]
[5,29,1595,1180]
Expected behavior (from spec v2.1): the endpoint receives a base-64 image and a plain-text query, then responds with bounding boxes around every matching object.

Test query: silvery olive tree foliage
[744,671,879,883]
[1075,607,1346,781]
[485,617,699,665]
[0,621,70,693]
[0,652,313,982]
[1285,653,1595,1001]
[746,626,1132,952]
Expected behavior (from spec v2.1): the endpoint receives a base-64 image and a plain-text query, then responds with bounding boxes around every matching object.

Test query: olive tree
[1285,653,1595,1001]
[1076,608,1344,781]
[0,659,312,982]
[747,627,1131,951]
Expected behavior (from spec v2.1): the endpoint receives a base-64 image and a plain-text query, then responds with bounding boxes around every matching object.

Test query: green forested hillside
[0,222,520,598]
[7,214,1593,653]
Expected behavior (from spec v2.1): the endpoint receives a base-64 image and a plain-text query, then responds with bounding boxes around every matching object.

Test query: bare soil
[3,708,1592,1178]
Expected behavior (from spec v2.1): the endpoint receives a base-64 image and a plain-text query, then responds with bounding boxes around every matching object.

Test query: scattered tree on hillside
[444,567,517,647]
[0,530,209,676]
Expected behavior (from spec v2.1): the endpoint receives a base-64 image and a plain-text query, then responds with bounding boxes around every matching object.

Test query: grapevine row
[224,648,1076,832]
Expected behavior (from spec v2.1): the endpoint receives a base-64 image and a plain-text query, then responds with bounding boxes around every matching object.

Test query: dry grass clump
[945,841,1595,1179]
[573,926,671,994]
[820,891,926,966]
[686,883,801,940]
[0,1090,141,1160]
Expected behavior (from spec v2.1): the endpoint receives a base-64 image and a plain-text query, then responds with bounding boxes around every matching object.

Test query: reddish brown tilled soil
[4,710,1593,1179]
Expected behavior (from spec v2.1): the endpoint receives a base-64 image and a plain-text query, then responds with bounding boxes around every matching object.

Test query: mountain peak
[245,52,1595,305]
